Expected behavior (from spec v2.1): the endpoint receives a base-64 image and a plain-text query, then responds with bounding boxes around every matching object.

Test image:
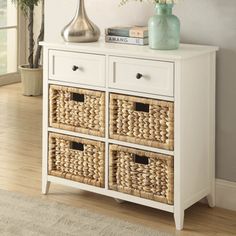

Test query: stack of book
[105,26,148,46]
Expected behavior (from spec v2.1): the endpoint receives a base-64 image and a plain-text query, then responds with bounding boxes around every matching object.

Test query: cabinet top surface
[40,40,218,60]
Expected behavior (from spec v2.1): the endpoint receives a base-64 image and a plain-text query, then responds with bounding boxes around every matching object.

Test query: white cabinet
[41,41,218,230]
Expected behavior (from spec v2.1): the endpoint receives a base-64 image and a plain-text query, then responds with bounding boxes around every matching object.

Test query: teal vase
[148,4,180,50]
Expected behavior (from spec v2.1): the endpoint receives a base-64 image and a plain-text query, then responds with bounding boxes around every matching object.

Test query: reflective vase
[148,4,180,50]
[61,0,100,43]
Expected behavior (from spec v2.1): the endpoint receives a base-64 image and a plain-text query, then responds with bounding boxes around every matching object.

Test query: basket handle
[133,154,149,165]
[134,102,149,113]
[70,141,84,151]
[71,93,85,102]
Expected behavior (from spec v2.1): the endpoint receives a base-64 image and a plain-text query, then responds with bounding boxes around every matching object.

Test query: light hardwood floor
[0,83,235,236]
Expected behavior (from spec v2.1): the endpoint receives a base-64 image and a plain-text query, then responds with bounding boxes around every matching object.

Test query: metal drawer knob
[136,73,143,79]
[72,65,79,71]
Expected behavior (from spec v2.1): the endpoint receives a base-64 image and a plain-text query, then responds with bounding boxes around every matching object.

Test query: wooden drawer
[109,56,174,97]
[49,85,105,137]
[48,132,105,188]
[49,50,105,87]
[109,144,174,205]
[109,93,174,150]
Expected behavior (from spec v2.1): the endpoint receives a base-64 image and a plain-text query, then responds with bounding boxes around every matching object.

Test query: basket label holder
[132,154,149,165]
[70,141,84,151]
[134,102,150,113]
[71,93,85,102]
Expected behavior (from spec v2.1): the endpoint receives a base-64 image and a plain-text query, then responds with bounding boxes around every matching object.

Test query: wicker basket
[109,94,174,150]
[49,85,105,137]
[109,145,174,204]
[48,132,105,187]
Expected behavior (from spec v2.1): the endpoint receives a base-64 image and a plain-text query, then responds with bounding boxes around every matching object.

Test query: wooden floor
[0,83,235,236]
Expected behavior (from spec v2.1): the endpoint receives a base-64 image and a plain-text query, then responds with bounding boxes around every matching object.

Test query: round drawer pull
[72,65,79,71]
[136,73,143,79]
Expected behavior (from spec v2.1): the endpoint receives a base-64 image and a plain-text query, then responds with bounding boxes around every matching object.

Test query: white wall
[174,0,236,182]
[43,0,236,182]
[44,0,154,42]
[25,2,42,62]
[34,2,42,42]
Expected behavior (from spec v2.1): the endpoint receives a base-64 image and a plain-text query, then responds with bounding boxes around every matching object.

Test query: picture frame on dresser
[40,41,218,230]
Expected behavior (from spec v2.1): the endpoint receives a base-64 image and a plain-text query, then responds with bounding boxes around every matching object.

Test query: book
[105,35,149,46]
[105,26,148,38]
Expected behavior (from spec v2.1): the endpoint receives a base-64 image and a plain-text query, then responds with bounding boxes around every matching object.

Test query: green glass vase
[148,4,180,50]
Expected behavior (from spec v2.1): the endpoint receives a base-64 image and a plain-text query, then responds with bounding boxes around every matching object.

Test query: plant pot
[19,65,43,96]
[148,4,180,50]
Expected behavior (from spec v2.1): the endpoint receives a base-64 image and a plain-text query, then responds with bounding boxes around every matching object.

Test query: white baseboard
[215,179,236,211]
[201,179,236,211]
[0,73,21,86]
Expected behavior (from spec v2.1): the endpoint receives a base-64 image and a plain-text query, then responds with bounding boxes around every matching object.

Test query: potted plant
[12,0,44,96]
[120,0,180,50]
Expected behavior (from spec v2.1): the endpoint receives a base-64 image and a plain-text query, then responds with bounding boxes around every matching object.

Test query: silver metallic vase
[61,0,100,43]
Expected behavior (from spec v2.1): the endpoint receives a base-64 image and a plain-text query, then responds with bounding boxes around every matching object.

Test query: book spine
[105,28,130,37]
[105,36,148,46]
[106,28,148,38]
[129,30,148,38]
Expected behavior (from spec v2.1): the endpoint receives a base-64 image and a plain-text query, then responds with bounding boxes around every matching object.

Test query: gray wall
[44,0,153,42]
[44,0,236,182]
[174,0,236,181]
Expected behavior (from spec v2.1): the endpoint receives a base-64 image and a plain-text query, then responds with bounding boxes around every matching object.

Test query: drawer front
[109,144,174,205]
[109,93,174,151]
[109,56,174,97]
[49,85,105,137]
[48,132,105,188]
[49,50,105,87]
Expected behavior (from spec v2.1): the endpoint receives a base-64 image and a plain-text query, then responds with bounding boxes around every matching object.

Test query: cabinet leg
[114,198,125,204]
[174,209,185,230]
[207,179,216,207]
[207,191,216,208]
[42,181,51,195]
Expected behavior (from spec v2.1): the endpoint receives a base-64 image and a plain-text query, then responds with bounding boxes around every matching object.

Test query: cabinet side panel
[175,53,215,209]
[42,47,50,193]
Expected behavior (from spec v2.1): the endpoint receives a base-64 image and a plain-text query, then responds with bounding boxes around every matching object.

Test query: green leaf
[11,0,41,16]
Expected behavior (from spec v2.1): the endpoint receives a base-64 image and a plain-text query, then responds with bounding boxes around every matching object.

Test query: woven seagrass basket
[49,85,105,137]
[109,93,174,150]
[109,145,174,204]
[48,132,105,187]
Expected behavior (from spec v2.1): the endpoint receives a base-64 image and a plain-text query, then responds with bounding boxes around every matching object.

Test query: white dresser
[41,41,218,230]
